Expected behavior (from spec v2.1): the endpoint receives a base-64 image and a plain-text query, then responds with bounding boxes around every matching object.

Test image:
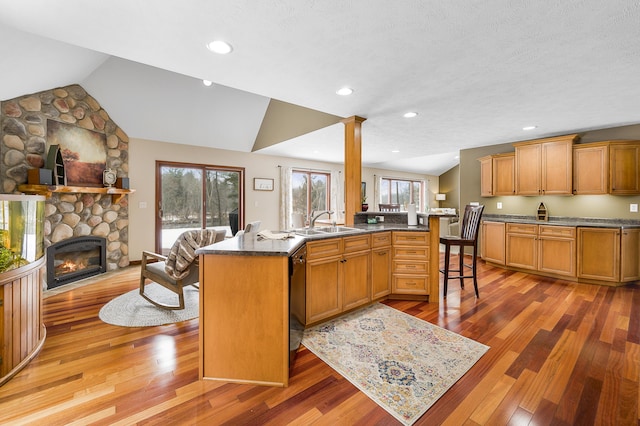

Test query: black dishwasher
[289,245,306,367]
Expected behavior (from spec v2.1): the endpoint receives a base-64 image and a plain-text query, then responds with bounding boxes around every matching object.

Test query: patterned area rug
[99,283,199,327]
[301,303,489,425]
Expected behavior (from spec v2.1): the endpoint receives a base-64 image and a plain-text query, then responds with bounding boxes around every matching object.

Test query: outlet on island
[376,216,384,222]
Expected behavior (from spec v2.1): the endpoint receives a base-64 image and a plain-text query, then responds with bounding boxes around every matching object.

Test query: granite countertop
[483,214,640,229]
[196,222,432,257]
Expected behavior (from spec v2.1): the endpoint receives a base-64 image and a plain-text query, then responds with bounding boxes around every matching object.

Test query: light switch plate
[631,203,638,213]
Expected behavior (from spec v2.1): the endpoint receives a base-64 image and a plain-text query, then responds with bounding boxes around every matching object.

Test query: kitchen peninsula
[195,214,449,387]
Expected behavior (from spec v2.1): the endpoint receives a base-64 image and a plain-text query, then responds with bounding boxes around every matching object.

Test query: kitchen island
[195,214,448,387]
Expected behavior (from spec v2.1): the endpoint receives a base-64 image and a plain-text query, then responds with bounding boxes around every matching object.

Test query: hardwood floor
[0,257,638,425]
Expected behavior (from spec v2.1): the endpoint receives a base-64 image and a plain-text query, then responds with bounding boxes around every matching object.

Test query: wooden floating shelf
[18,184,135,203]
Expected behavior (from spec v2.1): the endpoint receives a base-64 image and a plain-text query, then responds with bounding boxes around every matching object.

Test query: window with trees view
[156,162,243,253]
[380,178,423,211]
[291,170,330,223]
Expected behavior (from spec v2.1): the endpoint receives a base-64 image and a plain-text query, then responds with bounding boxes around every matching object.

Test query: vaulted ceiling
[1,1,639,176]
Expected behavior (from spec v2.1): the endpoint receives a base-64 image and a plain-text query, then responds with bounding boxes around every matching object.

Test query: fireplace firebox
[46,236,107,288]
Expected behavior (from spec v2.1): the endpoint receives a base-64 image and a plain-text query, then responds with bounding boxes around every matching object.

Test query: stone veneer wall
[1,84,130,279]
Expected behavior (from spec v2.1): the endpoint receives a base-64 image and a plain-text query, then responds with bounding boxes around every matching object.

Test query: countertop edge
[196,224,432,257]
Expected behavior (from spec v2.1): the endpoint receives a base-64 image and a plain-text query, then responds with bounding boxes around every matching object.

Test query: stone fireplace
[1,84,130,288]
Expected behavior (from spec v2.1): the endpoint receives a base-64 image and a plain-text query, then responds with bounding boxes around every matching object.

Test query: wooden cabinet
[578,227,640,283]
[481,221,505,265]
[506,223,576,277]
[577,227,620,282]
[0,258,46,386]
[609,141,640,194]
[342,235,371,312]
[391,231,429,296]
[514,134,577,195]
[573,143,609,194]
[199,253,291,386]
[479,153,515,197]
[621,228,640,281]
[538,225,576,277]
[479,155,493,197]
[506,223,538,270]
[371,232,391,299]
[306,242,343,324]
[305,235,371,324]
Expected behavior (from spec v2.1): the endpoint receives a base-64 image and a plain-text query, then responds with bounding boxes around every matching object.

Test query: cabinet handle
[378,251,387,256]
[406,282,417,286]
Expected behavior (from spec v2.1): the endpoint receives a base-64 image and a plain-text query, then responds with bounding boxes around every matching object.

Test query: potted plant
[361,195,368,212]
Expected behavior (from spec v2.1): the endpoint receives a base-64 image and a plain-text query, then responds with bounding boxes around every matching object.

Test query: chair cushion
[145,261,199,287]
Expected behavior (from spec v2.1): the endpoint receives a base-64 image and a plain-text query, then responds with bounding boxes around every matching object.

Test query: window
[291,170,330,223]
[379,177,423,211]
[156,161,244,253]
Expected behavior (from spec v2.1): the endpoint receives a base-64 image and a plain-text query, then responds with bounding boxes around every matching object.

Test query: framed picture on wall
[254,178,274,191]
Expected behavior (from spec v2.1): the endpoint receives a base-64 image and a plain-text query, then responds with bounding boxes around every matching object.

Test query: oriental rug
[99,283,199,327]
[301,303,489,425]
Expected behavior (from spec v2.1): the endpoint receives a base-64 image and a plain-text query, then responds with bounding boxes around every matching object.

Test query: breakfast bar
[195,214,447,387]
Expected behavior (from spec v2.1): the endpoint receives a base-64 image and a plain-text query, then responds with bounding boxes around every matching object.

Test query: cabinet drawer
[371,231,392,248]
[506,223,538,235]
[393,275,428,294]
[343,234,371,253]
[393,247,429,259]
[306,238,343,259]
[393,260,428,274]
[539,225,576,238]
[392,231,429,246]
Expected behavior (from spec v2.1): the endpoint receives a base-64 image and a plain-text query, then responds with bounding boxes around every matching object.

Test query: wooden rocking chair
[139,228,226,310]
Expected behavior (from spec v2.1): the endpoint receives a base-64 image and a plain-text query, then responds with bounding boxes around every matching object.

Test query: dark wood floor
[0,257,638,425]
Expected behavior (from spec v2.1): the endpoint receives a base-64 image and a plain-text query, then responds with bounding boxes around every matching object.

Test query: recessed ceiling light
[454,155,460,159]
[203,80,213,87]
[403,112,418,118]
[206,40,233,54]
[336,87,353,96]
[523,125,537,131]
[391,149,400,153]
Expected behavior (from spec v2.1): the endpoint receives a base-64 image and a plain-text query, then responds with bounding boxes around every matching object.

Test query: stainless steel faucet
[309,210,334,228]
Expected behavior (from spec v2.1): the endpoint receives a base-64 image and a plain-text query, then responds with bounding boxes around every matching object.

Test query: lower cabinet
[481,221,506,264]
[305,235,371,324]
[577,227,640,283]
[578,227,620,282]
[505,223,576,277]
[505,223,538,270]
[538,225,576,277]
[371,232,392,299]
[486,220,637,285]
[621,228,640,281]
[391,231,430,296]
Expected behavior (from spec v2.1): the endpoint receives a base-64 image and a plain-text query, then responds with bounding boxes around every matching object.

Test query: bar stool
[439,204,484,298]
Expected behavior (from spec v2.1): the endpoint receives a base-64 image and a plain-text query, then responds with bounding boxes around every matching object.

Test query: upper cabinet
[478,152,515,197]
[610,141,640,194]
[514,134,578,196]
[482,135,640,197]
[573,142,609,195]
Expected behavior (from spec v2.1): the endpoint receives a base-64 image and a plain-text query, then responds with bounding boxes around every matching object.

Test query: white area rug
[99,283,199,327]
[302,303,490,425]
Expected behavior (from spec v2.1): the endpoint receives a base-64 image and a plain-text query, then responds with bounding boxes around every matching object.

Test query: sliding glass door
[156,161,244,254]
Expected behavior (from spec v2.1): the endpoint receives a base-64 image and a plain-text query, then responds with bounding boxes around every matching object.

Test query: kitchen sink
[293,226,360,236]
[315,226,360,233]
[294,228,325,236]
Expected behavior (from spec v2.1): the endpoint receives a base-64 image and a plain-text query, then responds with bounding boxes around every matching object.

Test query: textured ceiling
[1,0,639,176]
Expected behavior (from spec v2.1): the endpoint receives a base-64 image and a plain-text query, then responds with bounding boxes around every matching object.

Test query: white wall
[129,137,438,261]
